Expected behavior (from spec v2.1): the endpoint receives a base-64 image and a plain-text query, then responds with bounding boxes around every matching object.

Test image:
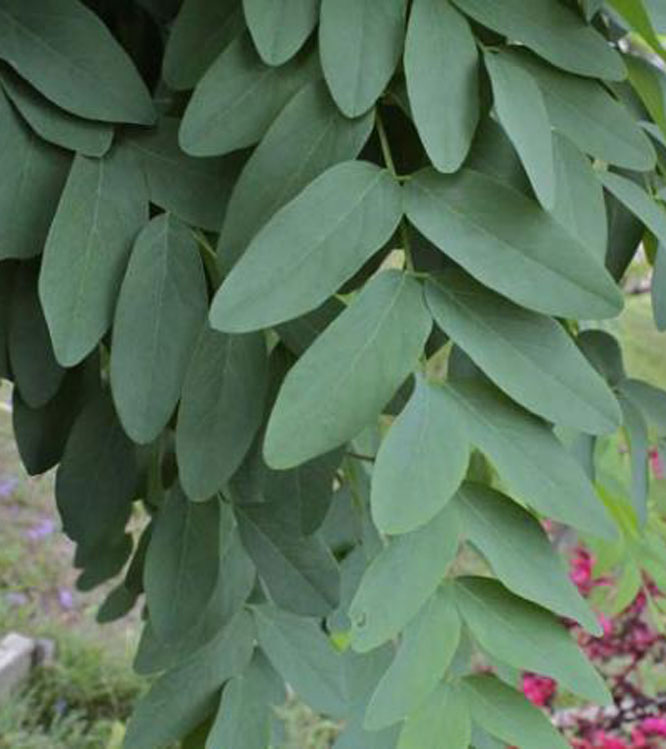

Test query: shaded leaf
[0,67,112,156]
[125,118,247,232]
[218,79,373,271]
[111,214,207,444]
[236,502,340,616]
[163,0,243,91]
[180,33,316,157]
[144,487,221,642]
[39,146,148,366]
[0,0,155,124]
[397,683,470,749]
[177,326,267,501]
[0,88,70,261]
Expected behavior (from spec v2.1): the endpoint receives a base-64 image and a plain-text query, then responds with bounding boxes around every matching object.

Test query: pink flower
[640,717,666,736]
[631,728,648,747]
[598,613,613,637]
[593,732,628,749]
[522,673,557,706]
[649,448,664,480]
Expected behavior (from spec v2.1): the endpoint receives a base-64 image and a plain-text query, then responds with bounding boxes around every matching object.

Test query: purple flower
[0,476,19,498]
[5,592,28,607]
[26,518,55,541]
[57,588,74,610]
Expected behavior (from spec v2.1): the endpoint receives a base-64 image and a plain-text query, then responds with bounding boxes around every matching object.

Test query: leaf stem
[375,112,415,271]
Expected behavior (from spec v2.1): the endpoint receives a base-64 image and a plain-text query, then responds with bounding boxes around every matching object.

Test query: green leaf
[56,391,138,551]
[485,51,555,209]
[277,297,345,356]
[0,261,14,378]
[0,68,112,156]
[578,329,626,386]
[264,271,431,469]
[646,0,666,30]
[598,170,666,247]
[455,577,610,704]
[218,79,373,272]
[162,0,243,91]
[236,502,340,616]
[206,650,286,749]
[12,357,99,476]
[653,242,666,330]
[176,326,267,501]
[508,50,655,172]
[9,264,64,408]
[0,88,70,261]
[620,378,666,434]
[111,214,207,444]
[550,133,607,262]
[135,527,255,675]
[405,168,623,320]
[125,118,247,232]
[404,0,479,173]
[365,587,461,730]
[451,0,626,81]
[441,380,616,539]
[244,0,319,65]
[319,0,407,117]
[212,162,402,333]
[253,604,347,716]
[617,388,649,524]
[397,682,471,749]
[0,0,155,124]
[144,487,221,642]
[452,482,600,634]
[371,374,468,535]
[76,533,133,592]
[462,675,569,749]
[125,609,255,749]
[625,55,666,137]
[609,0,666,65]
[425,270,621,435]
[39,147,148,367]
[349,505,460,652]
[179,33,317,157]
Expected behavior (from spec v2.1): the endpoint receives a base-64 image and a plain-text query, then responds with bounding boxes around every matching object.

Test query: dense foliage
[2,0,666,746]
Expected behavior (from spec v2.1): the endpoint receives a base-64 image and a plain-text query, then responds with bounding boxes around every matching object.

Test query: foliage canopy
[2,0,666,747]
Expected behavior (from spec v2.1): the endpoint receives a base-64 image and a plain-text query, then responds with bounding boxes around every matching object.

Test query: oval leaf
[425,270,621,434]
[397,683,470,749]
[319,0,407,116]
[442,380,616,539]
[452,0,626,81]
[39,147,148,366]
[405,168,623,320]
[404,0,479,173]
[264,271,432,469]
[244,0,319,66]
[180,33,316,157]
[176,326,268,501]
[144,487,221,642]
[371,374,469,535]
[485,50,555,209]
[349,505,460,652]
[212,162,403,332]
[111,214,207,444]
[218,79,373,271]
[0,0,155,124]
